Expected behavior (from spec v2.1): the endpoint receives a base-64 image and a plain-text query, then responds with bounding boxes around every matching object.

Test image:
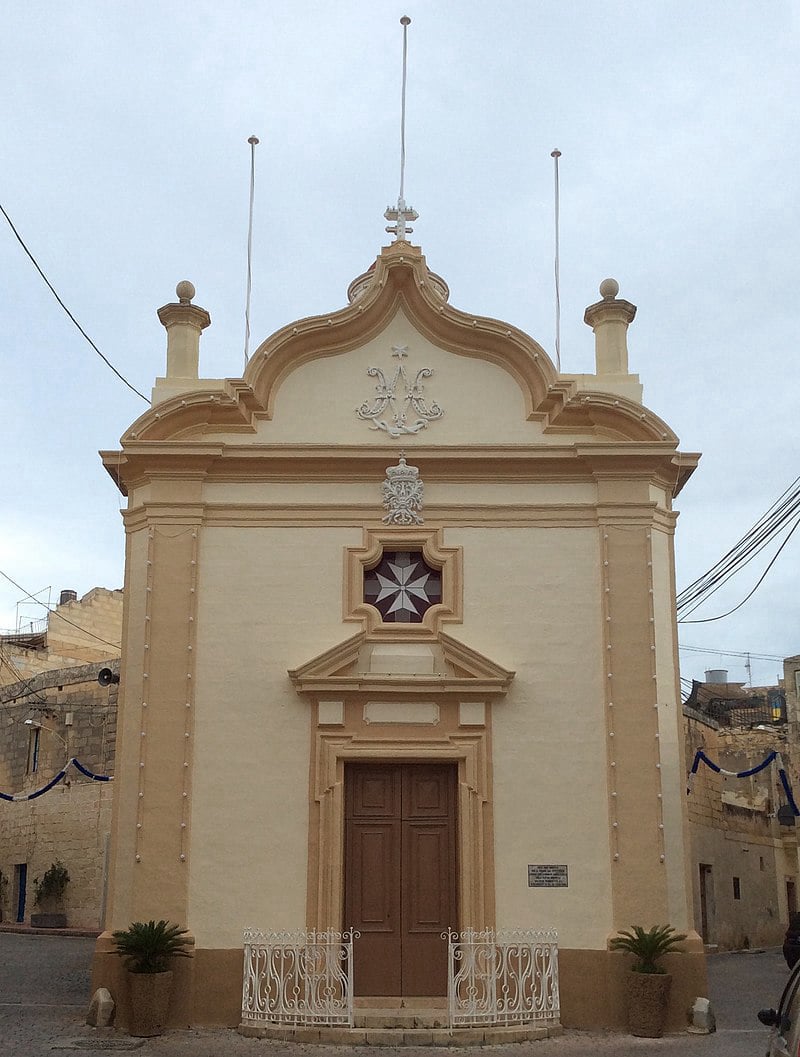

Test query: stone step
[240,1021,563,1046]
[353,1008,449,1029]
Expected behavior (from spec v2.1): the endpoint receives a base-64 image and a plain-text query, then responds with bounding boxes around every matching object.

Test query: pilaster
[600,520,669,926]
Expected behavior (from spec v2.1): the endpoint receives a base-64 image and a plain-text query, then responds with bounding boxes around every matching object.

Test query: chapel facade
[91,239,706,1032]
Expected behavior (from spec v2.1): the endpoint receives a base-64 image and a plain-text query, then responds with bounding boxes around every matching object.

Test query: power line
[0,202,150,404]
[677,475,800,621]
[677,475,800,610]
[679,644,784,662]
[679,516,800,625]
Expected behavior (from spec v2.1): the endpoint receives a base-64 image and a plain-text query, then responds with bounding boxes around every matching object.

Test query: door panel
[345,770,402,994]
[345,762,457,996]
[402,822,454,994]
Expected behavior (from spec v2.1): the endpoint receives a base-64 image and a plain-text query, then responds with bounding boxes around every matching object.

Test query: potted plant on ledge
[112,919,191,1037]
[610,924,687,1038]
[31,861,70,928]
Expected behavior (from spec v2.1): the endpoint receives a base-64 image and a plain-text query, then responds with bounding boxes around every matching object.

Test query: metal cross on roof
[385,197,418,242]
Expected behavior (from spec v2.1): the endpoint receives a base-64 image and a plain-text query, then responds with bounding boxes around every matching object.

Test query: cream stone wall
[188,526,362,949]
[198,480,600,509]
[449,525,613,949]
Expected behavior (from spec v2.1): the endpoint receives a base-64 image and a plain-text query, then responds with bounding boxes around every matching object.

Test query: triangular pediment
[288,631,514,696]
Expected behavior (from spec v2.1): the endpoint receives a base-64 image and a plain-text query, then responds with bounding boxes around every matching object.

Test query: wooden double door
[344,762,458,996]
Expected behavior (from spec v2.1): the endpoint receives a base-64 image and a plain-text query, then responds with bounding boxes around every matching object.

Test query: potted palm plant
[112,919,191,1037]
[610,924,687,1037]
[31,861,70,928]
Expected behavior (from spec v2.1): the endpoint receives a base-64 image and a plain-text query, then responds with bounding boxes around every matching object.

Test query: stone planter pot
[31,912,67,929]
[625,971,672,1038]
[127,970,173,1037]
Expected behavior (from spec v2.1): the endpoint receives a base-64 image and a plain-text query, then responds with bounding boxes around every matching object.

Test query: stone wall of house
[685,707,799,950]
[0,661,118,928]
[0,588,122,686]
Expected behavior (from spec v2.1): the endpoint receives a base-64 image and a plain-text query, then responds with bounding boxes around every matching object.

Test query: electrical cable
[0,202,150,404]
[677,475,800,619]
[678,506,799,618]
[679,515,800,624]
[679,508,800,619]
[679,644,784,662]
[677,476,800,611]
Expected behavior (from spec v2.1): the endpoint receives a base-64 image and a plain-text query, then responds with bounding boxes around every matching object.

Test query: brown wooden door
[345,762,457,996]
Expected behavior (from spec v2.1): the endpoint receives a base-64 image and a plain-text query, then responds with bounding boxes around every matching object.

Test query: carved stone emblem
[382,452,424,525]
[356,345,444,438]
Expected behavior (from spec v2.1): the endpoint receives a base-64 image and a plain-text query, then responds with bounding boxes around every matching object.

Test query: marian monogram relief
[356,344,444,437]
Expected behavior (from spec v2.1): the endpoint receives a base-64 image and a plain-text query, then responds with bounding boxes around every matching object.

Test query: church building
[91,227,706,1035]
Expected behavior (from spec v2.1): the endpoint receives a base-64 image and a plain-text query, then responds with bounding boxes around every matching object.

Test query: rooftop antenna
[551,149,562,372]
[243,134,259,368]
[385,16,418,241]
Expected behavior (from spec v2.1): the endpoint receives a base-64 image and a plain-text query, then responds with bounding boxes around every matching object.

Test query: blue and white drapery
[0,758,112,803]
[688,748,800,816]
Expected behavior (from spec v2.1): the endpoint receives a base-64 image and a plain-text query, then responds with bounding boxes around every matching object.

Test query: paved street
[0,933,787,1056]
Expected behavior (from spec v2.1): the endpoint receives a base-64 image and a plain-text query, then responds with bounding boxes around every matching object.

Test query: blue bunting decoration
[0,758,113,803]
[688,748,800,816]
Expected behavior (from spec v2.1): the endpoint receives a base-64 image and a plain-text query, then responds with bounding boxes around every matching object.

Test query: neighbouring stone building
[684,671,799,950]
[0,590,121,928]
[89,234,708,1036]
[0,587,123,685]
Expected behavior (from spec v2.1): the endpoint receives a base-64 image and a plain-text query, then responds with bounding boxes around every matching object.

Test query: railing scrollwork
[242,927,360,1027]
[445,926,560,1027]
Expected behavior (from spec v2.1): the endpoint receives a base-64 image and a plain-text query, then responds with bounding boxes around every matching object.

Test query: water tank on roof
[705,669,728,683]
[59,589,78,605]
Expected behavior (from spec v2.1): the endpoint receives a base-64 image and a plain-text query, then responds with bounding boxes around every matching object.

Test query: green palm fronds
[112,919,192,974]
[609,924,687,974]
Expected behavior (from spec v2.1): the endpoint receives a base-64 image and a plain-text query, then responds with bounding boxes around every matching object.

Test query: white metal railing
[241,928,359,1027]
[445,927,560,1027]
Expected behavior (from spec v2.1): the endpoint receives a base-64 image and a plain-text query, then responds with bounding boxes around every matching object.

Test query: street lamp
[24,719,69,769]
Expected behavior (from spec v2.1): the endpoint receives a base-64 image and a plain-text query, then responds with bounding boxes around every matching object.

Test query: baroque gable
[115,241,681,450]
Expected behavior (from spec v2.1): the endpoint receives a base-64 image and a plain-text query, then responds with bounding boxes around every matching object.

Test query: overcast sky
[2,1,798,689]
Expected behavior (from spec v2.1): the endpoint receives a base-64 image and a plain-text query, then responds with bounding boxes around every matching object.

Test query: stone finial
[583,279,637,377]
[175,280,195,304]
[157,280,211,380]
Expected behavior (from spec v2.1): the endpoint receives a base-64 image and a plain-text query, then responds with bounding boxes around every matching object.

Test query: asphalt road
[0,933,788,1056]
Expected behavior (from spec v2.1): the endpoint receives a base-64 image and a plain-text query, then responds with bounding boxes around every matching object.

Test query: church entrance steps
[239,1022,563,1046]
[352,1004,449,1030]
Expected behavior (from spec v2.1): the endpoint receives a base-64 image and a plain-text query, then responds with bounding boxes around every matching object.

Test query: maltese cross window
[363,550,442,623]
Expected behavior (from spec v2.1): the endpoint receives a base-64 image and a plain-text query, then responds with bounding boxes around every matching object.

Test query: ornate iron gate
[241,927,359,1027]
[446,927,560,1027]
